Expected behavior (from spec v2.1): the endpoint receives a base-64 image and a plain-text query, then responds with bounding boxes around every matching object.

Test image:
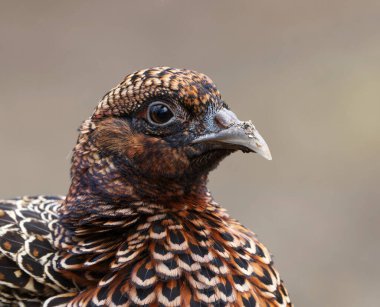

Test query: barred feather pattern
[0,68,292,306]
[0,196,75,306]
[0,195,291,306]
[48,194,292,307]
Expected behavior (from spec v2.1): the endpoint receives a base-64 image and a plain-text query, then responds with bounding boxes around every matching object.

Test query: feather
[0,67,292,306]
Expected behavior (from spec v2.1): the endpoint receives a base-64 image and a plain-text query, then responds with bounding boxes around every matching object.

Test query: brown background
[1,1,379,306]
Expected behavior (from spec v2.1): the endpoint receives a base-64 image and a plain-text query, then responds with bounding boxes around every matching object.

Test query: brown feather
[0,67,292,306]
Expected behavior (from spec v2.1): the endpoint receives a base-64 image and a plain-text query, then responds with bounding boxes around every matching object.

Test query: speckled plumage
[0,67,292,306]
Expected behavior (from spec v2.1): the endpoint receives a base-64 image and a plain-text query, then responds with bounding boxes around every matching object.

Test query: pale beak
[192,109,272,160]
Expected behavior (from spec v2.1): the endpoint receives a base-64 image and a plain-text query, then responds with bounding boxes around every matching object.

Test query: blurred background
[1,1,379,306]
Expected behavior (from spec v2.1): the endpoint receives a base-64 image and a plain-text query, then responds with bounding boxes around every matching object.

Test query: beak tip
[257,149,272,161]
[264,154,272,161]
[250,135,272,161]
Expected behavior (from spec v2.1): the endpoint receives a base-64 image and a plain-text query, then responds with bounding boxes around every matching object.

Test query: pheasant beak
[192,109,272,160]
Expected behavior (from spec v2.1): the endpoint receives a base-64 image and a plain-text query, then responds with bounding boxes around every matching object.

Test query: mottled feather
[0,67,292,307]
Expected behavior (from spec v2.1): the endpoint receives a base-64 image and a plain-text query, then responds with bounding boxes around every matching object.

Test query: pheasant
[0,67,292,306]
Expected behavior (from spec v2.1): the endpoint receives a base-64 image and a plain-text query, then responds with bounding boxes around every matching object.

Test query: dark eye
[147,102,174,125]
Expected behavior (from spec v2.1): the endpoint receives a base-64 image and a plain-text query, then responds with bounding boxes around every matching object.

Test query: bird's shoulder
[0,195,74,305]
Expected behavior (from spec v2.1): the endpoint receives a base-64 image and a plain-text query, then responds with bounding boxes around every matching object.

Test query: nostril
[215,109,239,128]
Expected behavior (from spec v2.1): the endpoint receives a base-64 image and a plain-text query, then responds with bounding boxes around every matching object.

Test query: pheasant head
[66,67,271,209]
[51,68,292,307]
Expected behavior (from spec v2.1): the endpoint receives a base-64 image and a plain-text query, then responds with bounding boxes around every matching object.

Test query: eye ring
[147,102,175,125]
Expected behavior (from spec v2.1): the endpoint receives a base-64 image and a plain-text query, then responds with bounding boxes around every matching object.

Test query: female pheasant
[0,67,292,306]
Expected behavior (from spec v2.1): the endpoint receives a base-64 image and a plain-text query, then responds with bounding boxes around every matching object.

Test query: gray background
[1,1,379,306]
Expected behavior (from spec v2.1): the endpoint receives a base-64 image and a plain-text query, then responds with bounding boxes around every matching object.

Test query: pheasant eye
[147,102,174,125]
